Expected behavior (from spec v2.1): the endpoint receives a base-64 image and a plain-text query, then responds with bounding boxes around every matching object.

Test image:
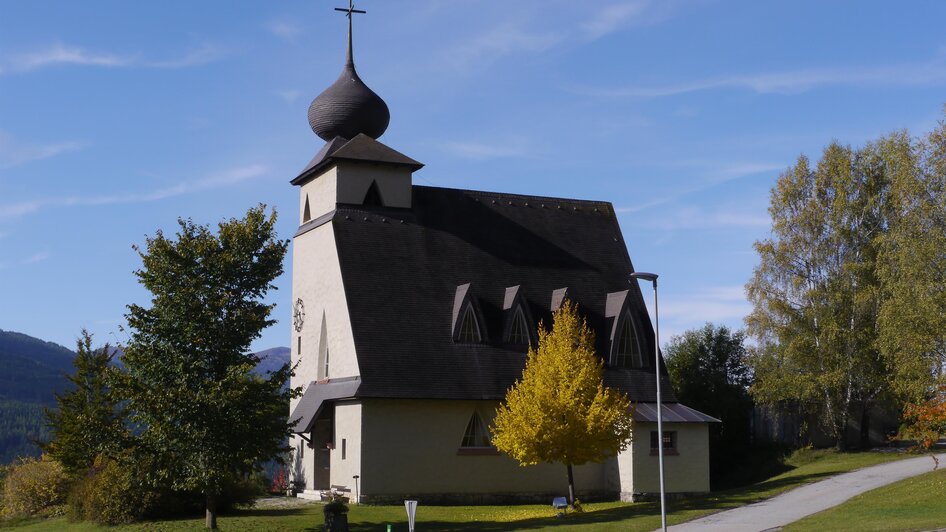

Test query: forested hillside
[0,329,74,464]
[0,329,290,464]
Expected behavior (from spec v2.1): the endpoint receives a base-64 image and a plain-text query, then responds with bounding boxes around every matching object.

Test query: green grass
[785,462,946,532]
[3,449,909,531]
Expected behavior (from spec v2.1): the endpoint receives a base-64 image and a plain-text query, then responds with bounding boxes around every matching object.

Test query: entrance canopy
[289,377,361,433]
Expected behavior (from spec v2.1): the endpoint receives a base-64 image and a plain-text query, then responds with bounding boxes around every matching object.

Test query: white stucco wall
[629,422,710,496]
[290,222,360,411]
[330,401,363,498]
[335,162,412,208]
[356,399,609,500]
[300,167,338,223]
[299,162,412,223]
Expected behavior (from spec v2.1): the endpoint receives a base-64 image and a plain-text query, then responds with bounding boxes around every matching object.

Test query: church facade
[288,9,716,504]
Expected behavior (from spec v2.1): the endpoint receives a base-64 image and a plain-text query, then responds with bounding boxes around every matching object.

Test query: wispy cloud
[146,42,224,69]
[265,20,302,40]
[0,250,50,270]
[576,57,946,98]
[440,139,530,161]
[274,89,303,104]
[617,161,782,213]
[1,43,224,74]
[581,2,649,40]
[0,131,86,169]
[7,45,134,72]
[631,204,770,230]
[657,285,751,337]
[0,164,268,220]
[579,0,688,41]
[446,24,565,74]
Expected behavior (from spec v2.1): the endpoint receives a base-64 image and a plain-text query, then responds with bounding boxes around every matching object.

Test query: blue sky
[2,1,945,352]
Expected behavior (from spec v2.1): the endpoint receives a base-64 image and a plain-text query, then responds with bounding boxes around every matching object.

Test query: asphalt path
[668,451,946,531]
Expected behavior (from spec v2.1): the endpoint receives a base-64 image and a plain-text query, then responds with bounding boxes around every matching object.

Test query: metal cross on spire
[334,0,366,66]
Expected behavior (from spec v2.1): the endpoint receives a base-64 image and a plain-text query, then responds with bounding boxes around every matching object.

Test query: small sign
[404,500,418,532]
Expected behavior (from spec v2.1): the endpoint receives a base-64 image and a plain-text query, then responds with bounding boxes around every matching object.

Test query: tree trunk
[566,464,575,505]
[206,492,218,529]
[860,404,871,449]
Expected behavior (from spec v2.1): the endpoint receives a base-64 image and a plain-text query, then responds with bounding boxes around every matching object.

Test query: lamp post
[629,271,666,532]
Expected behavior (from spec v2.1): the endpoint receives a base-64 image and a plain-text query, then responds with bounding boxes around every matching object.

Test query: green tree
[746,141,889,449]
[113,205,295,529]
[44,330,125,473]
[877,114,946,403]
[491,300,633,505]
[665,323,752,486]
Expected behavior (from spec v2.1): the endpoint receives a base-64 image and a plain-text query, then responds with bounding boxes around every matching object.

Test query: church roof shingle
[327,185,678,403]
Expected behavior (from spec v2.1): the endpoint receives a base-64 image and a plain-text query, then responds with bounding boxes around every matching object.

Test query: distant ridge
[0,329,75,464]
[0,330,292,464]
[254,346,291,376]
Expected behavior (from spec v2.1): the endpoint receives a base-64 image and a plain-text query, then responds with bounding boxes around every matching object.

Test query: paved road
[669,452,946,531]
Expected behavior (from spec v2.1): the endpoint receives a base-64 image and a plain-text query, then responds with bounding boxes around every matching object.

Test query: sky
[2,1,945,353]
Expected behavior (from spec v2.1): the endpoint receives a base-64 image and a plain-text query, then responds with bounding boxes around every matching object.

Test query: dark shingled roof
[292,134,424,186]
[327,185,678,403]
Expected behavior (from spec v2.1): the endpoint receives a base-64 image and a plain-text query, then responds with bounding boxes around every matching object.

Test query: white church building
[287,7,717,504]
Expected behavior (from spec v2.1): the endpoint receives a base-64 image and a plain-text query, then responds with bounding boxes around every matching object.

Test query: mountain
[0,329,75,464]
[0,331,291,465]
[254,347,291,376]
[0,329,74,405]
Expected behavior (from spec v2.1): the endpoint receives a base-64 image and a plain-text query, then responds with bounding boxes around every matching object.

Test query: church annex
[288,4,717,504]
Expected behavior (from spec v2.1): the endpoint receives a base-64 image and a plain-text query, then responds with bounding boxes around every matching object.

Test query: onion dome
[307,18,390,141]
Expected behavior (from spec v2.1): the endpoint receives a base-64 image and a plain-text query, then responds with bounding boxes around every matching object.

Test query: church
[287,6,717,504]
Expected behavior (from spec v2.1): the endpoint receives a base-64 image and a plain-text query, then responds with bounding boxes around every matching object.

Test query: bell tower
[291,0,422,225]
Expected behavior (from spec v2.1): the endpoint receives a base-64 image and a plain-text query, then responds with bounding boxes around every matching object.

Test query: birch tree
[746,143,888,449]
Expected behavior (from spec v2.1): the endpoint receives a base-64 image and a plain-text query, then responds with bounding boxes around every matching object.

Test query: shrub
[68,456,156,525]
[1,455,68,518]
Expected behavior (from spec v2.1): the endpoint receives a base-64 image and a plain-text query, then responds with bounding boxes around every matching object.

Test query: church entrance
[312,405,334,490]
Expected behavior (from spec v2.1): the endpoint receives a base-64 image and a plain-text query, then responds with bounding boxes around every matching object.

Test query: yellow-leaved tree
[491,299,633,505]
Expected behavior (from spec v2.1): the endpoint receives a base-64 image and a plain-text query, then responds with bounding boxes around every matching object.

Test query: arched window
[456,305,482,343]
[460,412,491,448]
[615,314,643,368]
[508,306,530,346]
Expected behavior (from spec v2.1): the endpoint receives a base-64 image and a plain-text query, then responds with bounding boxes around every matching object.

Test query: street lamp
[629,271,666,532]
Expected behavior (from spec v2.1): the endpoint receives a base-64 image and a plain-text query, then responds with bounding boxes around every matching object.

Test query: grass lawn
[4,449,909,531]
[785,461,946,532]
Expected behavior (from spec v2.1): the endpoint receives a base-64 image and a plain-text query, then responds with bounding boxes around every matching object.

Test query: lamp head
[629,271,659,283]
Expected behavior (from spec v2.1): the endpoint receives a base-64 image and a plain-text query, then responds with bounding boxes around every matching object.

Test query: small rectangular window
[650,431,678,455]
[342,438,346,460]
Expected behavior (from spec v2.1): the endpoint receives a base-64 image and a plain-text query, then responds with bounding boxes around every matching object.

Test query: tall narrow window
[460,413,491,448]
[457,305,481,343]
[324,346,330,378]
[615,315,643,368]
[303,196,311,223]
[509,306,529,345]
[297,337,301,356]
[341,438,347,460]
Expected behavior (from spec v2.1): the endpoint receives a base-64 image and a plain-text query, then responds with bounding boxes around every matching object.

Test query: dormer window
[615,313,643,368]
[453,283,486,344]
[508,307,529,346]
[456,305,482,343]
